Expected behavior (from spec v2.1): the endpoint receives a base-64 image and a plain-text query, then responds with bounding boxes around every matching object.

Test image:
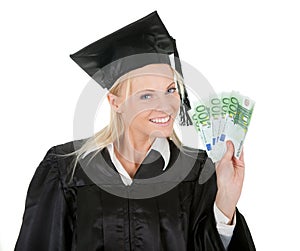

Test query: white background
[1,1,299,250]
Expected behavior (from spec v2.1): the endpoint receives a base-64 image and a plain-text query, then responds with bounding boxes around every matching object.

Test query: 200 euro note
[225,91,255,158]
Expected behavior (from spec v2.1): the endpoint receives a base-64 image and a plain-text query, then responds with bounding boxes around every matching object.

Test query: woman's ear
[107,93,123,113]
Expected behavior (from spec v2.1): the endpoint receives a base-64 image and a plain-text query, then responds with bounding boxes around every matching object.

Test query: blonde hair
[58,64,185,183]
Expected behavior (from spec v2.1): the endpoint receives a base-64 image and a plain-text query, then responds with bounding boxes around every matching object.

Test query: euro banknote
[190,91,255,162]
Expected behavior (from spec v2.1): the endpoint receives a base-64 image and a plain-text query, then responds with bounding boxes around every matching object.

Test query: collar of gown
[81,137,170,186]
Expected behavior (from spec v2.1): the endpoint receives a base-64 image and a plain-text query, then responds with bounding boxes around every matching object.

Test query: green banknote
[209,92,231,162]
[189,101,213,155]
[225,91,255,158]
[209,95,221,147]
[190,91,255,162]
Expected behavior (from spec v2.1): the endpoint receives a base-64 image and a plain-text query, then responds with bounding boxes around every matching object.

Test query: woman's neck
[115,133,155,162]
[113,132,155,178]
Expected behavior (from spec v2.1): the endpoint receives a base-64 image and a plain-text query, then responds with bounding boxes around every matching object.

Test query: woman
[15,11,255,251]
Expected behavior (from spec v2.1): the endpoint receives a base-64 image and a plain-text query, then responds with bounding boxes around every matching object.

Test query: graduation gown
[15,139,256,251]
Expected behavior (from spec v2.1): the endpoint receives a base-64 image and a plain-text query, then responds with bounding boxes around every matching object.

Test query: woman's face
[108,64,181,140]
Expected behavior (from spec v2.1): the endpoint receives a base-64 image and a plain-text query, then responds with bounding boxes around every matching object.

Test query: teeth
[150,116,170,124]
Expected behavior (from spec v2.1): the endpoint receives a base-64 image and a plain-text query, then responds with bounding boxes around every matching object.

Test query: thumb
[223,140,234,160]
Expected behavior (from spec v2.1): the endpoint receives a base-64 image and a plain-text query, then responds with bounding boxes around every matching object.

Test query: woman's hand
[215,141,245,223]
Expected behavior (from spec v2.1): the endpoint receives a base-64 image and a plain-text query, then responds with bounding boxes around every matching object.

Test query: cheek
[122,107,151,126]
[174,98,181,110]
[134,111,152,124]
[170,96,181,114]
[132,112,160,132]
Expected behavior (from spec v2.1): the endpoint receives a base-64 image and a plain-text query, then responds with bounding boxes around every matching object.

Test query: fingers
[223,140,234,160]
[239,147,245,163]
[222,141,245,165]
[233,146,245,170]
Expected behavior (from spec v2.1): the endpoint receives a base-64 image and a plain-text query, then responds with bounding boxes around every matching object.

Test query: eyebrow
[135,82,176,94]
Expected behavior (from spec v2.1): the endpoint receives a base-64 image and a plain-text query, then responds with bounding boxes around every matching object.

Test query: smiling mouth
[149,115,171,124]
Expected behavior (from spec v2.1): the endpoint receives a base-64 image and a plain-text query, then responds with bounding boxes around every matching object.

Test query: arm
[14,146,73,251]
[188,148,255,251]
[214,202,236,249]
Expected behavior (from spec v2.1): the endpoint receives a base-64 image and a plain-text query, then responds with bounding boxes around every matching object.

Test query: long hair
[58,65,185,183]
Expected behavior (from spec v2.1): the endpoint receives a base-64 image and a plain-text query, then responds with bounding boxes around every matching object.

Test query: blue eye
[167,87,177,94]
[140,93,152,100]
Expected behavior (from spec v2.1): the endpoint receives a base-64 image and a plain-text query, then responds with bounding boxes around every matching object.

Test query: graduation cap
[70,10,192,126]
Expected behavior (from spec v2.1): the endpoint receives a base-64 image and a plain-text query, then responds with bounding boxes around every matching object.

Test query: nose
[154,92,179,115]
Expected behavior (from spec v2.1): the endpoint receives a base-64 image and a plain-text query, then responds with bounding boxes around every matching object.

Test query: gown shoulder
[14,140,79,251]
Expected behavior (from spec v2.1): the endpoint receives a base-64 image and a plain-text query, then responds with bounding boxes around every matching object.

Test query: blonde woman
[15,11,255,251]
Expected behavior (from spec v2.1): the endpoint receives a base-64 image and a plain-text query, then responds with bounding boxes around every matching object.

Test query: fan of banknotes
[188,91,255,163]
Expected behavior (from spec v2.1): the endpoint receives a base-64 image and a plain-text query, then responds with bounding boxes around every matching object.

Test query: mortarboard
[70,10,192,126]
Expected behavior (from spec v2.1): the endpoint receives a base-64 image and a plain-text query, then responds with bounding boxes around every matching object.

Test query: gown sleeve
[14,146,73,251]
[188,156,256,251]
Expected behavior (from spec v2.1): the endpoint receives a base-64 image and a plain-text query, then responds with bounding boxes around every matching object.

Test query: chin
[148,128,173,139]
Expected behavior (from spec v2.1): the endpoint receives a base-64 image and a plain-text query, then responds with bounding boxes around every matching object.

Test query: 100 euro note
[208,92,231,162]
[189,102,214,158]
[219,92,231,144]
[209,95,222,147]
[189,99,221,163]
[225,91,255,158]
[190,91,255,162]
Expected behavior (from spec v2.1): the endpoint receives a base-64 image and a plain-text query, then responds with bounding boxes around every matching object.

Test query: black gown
[15,138,256,251]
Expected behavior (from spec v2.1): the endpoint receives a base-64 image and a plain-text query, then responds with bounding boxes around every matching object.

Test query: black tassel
[172,37,193,126]
[179,103,193,126]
